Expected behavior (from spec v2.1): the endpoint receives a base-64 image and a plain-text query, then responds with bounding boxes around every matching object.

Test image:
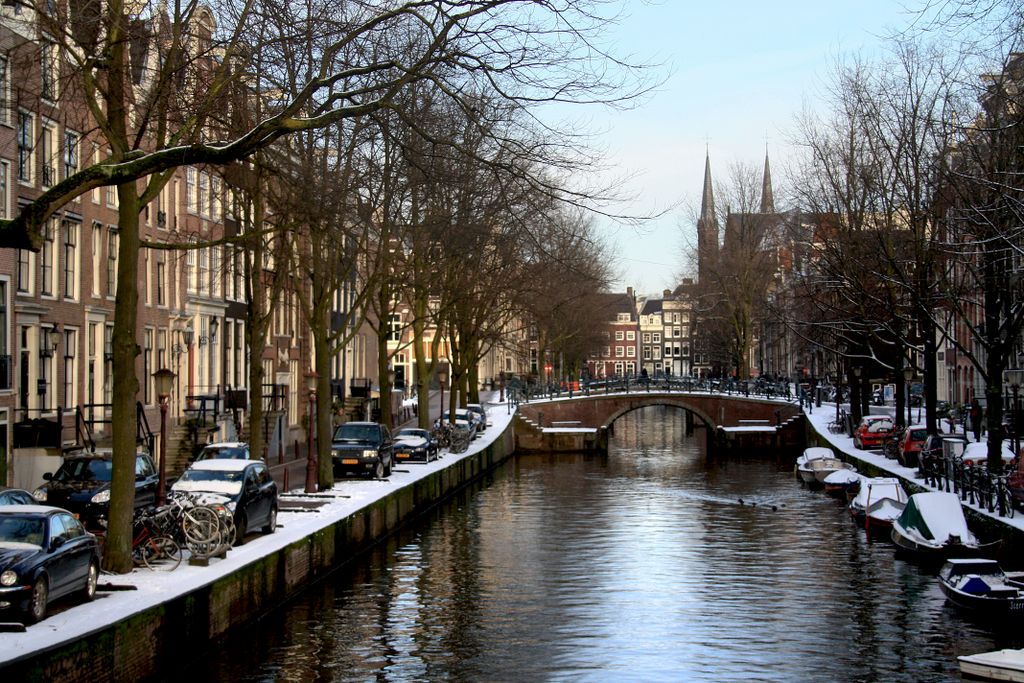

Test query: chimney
[627,286,634,299]
[663,289,671,298]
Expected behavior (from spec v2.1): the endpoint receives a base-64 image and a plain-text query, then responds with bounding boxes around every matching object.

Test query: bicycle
[827,410,848,435]
[131,507,183,571]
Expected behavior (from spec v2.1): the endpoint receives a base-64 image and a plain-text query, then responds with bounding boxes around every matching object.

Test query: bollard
[278,440,284,465]
[294,439,300,462]
[283,466,289,492]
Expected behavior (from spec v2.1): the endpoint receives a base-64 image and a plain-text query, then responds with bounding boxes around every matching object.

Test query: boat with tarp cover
[891,491,999,561]
[849,478,907,529]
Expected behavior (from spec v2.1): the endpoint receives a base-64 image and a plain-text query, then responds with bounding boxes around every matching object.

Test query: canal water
[181,406,1023,682]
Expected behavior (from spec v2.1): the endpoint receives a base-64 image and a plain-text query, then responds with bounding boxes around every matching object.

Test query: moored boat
[938,558,1024,617]
[796,447,834,485]
[823,469,861,496]
[812,457,856,484]
[891,491,999,561]
[849,478,907,529]
[959,648,1024,682]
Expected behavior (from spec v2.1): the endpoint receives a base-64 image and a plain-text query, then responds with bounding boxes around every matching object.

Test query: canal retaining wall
[1,421,516,683]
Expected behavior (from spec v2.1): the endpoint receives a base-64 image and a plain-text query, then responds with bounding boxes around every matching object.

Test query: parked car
[465,404,489,430]
[32,449,159,530]
[0,487,35,505]
[962,441,1016,468]
[896,425,929,468]
[852,415,896,450]
[0,505,100,623]
[441,410,481,438]
[171,460,278,544]
[393,428,439,463]
[331,422,394,478]
[195,442,252,462]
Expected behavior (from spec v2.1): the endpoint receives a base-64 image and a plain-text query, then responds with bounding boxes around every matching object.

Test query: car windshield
[173,469,244,496]
[0,516,45,548]
[333,424,380,444]
[53,458,113,482]
[910,429,927,440]
[198,446,247,460]
[397,429,428,439]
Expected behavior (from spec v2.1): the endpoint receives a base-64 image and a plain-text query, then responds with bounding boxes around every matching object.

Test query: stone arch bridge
[514,392,804,454]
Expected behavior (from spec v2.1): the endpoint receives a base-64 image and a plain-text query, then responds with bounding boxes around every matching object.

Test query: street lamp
[903,365,914,428]
[851,365,863,435]
[437,363,450,424]
[153,368,176,505]
[304,370,318,493]
[182,324,195,406]
[1007,368,1024,459]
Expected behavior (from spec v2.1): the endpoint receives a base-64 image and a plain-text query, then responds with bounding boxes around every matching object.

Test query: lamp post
[903,365,914,429]
[182,324,195,406]
[41,325,60,411]
[1007,369,1024,459]
[153,368,176,505]
[305,370,318,493]
[851,366,862,434]
[437,363,450,424]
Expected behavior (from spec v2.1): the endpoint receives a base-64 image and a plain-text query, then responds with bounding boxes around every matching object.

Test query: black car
[332,422,394,478]
[33,449,159,530]
[0,487,35,505]
[393,428,439,463]
[0,505,100,623]
[170,459,278,544]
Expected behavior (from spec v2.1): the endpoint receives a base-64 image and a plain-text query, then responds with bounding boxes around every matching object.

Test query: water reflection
[180,406,1023,682]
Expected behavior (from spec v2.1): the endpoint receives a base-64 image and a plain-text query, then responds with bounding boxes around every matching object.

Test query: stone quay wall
[2,421,516,683]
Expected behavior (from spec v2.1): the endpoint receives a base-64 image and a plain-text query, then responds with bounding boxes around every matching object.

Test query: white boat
[823,469,862,496]
[795,447,834,484]
[849,478,907,529]
[891,491,999,560]
[959,648,1024,681]
[811,457,856,484]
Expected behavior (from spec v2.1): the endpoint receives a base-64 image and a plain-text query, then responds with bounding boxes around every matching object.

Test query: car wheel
[262,505,278,535]
[374,461,385,479]
[80,560,99,601]
[384,456,392,477]
[235,513,248,546]
[26,576,48,624]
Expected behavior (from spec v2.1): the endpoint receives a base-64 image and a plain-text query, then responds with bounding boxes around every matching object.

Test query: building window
[626,330,635,341]
[198,172,209,218]
[186,167,197,213]
[0,55,9,125]
[16,250,29,293]
[664,345,671,358]
[63,328,77,410]
[39,122,57,188]
[40,218,55,296]
[17,112,33,183]
[627,346,635,357]
[0,161,9,220]
[653,333,661,343]
[155,251,166,305]
[604,346,611,357]
[615,346,624,357]
[615,331,624,341]
[106,229,118,296]
[91,144,101,203]
[387,314,401,342]
[63,220,78,300]
[643,347,651,360]
[673,327,681,338]
[63,131,79,180]
[614,362,624,375]
[91,222,101,296]
[642,333,651,343]
[40,41,57,101]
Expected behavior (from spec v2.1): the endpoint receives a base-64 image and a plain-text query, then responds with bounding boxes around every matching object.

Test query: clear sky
[586,0,923,296]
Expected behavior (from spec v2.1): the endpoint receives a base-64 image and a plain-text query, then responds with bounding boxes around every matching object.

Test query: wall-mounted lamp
[39,324,60,359]
[182,325,194,348]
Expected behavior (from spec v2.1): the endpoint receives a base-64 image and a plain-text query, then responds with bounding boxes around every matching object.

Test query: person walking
[970,399,984,442]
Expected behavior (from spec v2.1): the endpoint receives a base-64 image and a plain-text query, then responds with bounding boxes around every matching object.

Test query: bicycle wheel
[142,536,182,571]
[182,506,221,546]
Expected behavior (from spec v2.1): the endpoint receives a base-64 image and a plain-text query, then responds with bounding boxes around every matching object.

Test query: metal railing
[919,451,1018,518]
[508,375,799,403]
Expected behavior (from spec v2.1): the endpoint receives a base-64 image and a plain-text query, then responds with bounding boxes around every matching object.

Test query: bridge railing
[509,376,799,403]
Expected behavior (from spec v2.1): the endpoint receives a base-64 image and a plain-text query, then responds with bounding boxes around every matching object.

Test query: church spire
[760,147,775,214]
[697,151,718,283]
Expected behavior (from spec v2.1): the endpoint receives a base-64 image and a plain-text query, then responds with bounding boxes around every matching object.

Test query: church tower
[760,148,775,214]
[697,152,719,283]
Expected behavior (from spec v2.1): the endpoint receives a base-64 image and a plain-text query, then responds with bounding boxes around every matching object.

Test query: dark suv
[331,422,394,479]
[32,449,159,529]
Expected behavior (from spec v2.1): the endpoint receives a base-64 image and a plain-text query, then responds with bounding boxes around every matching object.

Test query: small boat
[823,469,861,496]
[938,558,1024,617]
[891,491,1000,561]
[959,647,1024,681]
[795,446,834,485]
[849,478,907,529]
[812,458,856,485]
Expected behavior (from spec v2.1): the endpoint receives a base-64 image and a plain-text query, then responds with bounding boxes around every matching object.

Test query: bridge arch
[601,399,714,431]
